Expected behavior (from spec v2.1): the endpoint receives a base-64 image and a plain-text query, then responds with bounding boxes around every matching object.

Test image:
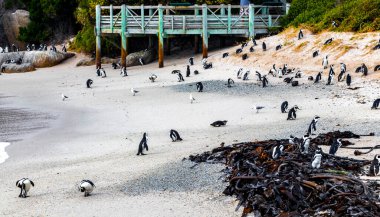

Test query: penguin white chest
[81,182,94,193]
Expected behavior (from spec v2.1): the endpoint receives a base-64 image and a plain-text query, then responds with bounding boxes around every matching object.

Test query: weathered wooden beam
[158,4,164,68]
[202,4,208,58]
[121,4,127,68]
[96,5,101,69]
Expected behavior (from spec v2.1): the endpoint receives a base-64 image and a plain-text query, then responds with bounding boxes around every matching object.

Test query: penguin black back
[281,101,288,113]
[346,74,351,86]
[86,79,93,88]
[196,82,203,92]
[210,120,227,127]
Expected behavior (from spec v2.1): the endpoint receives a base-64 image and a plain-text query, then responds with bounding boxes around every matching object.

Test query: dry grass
[321,39,343,51]
[293,41,309,52]
[335,45,355,58]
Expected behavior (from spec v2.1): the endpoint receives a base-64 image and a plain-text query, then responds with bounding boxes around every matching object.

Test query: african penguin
[360,63,368,76]
[322,55,328,69]
[86,79,93,88]
[121,67,128,76]
[272,144,284,159]
[242,71,250,81]
[186,65,190,77]
[346,73,352,86]
[170,129,183,142]
[281,101,288,113]
[307,116,320,135]
[242,54,248,60]
[369,154,380,176]
[236,48,243,54]
[227,78,234,88]
[249,46,254,52]
[222,52,229,58]
[196,82,203,92]
[262,75,268,88]
[189,57,194,65]
[149,74,158,82]
[312,148,322,169]
[16,178,34,198]
[324,38,333,45]
[137,133,148,155]
[275,45,282,51]
[262,42,267,51]
[298,29,304,40]
[287,106,300,120]
[139,58,144,66]
[210,120,227,127]
[371,98,380,109]
[177,72,185,82]
[256,71,262,81]
[374,65,380,71]
[78,180,95,197]
[237,68,243,79]
[301,134,311,154]
[251,37,257,46]
[329,138,342,155]
[314,72,322,83]
[332,21,338,28]
[312,50,319,58]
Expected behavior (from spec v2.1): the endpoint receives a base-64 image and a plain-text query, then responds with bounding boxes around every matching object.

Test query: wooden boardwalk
[95,4,287,68]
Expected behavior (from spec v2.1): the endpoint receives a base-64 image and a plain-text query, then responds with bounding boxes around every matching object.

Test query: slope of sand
[0,30,380,216]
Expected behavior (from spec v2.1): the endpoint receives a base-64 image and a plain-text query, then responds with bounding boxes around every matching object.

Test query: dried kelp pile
[189,131,380,217]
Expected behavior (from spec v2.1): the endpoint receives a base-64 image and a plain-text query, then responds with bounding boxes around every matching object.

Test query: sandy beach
[0,29,380,216]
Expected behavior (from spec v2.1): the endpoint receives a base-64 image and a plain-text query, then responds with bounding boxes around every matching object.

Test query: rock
[76,57,118,67]
[126,49,156,67]
[1,63,34,73]
[22,51,75,68]
[1,10,30,48]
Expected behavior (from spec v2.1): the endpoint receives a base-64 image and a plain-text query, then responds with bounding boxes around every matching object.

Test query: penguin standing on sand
[237,68,243,79]
[186,65,190,77]
[312,148,322,169]
[298,29,304,40]
[242,71,250,81]
[189,57,194,65]
[313,50,319,58]
[222,52,229,58]
[329,138,342,155]
[262,75,268,88]
[371,98,380,109]
[170,129,183,142]
[262,42,267,51]
[307,116,320,135]
[196,82,203,92]
[96,67,101,76]
[369,154,380,176]
[121,66,128,76]
[281,101,288,113]
[314,72,322,83]
[86,79,93,88]
[287,106,300,120]
[256,71,262,81]
[78,180,95,197]
[272,144,284,159]
[137,133,148,155]
[100,68,107,78]
[322,55,328,69]
[326,65,335,85]
[360,63,368,76]
[227,78,234,88]
[301,134,311,154]
[16,178,34,198]
[178,72,185,82]
[346,74,352,86]
[251,37,257,46]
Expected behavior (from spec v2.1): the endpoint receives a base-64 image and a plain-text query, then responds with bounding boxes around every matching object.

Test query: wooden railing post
[194,4,200,54]
[95,5,101,69]
[141,4,145,32]
[227,4,231,33]
[202,4,208,58]
[221,4,225,16]
[268,15,272,27]
[121,4,127,68]
[158,4,164,68]
[248,4,254,38]
[110,4,113,33]
[148,8,153,48]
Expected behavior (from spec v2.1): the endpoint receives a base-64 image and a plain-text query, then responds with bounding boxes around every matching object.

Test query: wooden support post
[158,4,164,68]
[268,15,272,27]
[121,4,127,68]
[194,4,199,54]
[248,4,254,38]
[227,4,231,33]
[141,4,145,32]
[202,4,208,58]
[110,5,113,33]
[148,9,153,48]
[95,5,101,69]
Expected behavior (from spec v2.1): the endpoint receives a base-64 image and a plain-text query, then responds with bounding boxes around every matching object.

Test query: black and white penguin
[256,71,262,81]
[329,138,342,155]
[322,55,328,69]
[189,57,194,65]
[121,66,128,77]
[331,21,338,28]
[186,65,190,77]
[196,82,203,92]
[283,77,293,83]
[100,68,106,78]
[346,73,351,86]
[26,44,30,51]
[16,178,34,198]
[78,180,95,197]
[139,58,144,66]
[371,98,380,109]
[307,116,320,135]
[287,105,300,120]
[249,46,254,52]
[262,42,267,51]
[11,44,17,52]
[373,42,380,50]
[31,44,36,50]
[326,67,334,85]
[314,72,322,83]
[262,75,268,88]
[340,63,346,73]
[61,93,68,101]
[222,52,229,58]
[242,71,250,81]
[241,42,248,48]
[360,63,368,76]
[312,50,319,58]
[251,37,257,46]
[275,44,282,51]
[236,48,243,54]
[237,68,243,79]
[268,64,277,77]
[281,101,288,113]
[96,67,101,76]
[374,65,380,71]
[149,74,158,82]
[86,79,93,88]
[170,129,183,142]
[137,132,148,155]
[210,120,227,127]
[324,38,333,45]
[242,53,248,60]
[272,144,284,159]
[131,88,139,96]
[338,64,346,82]
[311,148,322,169]
[203,62,212,69]
[369,154,380,176]
[300,134,311,154]
[298,29,304,40]
[227,78,234,88]
[112,62,120,69]
[177,72,185,82]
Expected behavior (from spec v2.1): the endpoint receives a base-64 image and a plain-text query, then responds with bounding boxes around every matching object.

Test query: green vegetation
[282,0,380,32]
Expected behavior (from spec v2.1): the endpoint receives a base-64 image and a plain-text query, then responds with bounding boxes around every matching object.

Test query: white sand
[0,142,10,164]
[0,29,379,216]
